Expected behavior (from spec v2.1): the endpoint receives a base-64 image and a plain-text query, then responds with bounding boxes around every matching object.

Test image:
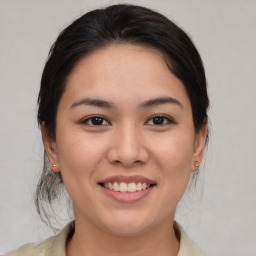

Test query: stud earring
[194,161,200,168]
[49,164,57,174]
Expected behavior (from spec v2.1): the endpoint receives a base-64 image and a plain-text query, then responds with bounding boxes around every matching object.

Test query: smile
[102,182,151,193]
[98,175,156,202]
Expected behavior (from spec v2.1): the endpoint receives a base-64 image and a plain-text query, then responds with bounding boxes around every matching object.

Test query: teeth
[136,182,142,191]
[113,182,119,191]
[120,182,127,192]
[127,182,136,192]
[103,182,151,192]
[108,182,113,190]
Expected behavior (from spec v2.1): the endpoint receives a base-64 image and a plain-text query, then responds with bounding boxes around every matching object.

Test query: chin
[98,212,155,236]
[106,223,149,236]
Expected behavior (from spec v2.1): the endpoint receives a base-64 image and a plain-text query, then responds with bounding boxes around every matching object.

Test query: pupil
[92,117,103,125]
[153,117,164,125]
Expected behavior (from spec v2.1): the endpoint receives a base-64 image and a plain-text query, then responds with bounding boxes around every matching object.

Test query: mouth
[99,181,154,193]
[98,175,156,201]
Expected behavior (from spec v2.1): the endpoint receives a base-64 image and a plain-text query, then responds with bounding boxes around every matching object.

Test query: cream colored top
[3,222,206,256]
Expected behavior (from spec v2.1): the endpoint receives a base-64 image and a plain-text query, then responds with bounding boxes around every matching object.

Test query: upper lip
[98,175,156,185]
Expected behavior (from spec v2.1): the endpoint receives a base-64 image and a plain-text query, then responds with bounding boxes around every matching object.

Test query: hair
[36,4,209,227]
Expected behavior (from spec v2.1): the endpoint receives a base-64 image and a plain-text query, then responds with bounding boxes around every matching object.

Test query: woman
[4,4,209,256]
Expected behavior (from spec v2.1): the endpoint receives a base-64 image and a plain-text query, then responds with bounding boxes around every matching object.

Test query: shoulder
[2,222,74,256]
[2,243,42,256]
[175,222,206,256]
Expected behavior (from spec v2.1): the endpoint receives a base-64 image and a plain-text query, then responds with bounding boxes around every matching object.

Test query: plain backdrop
[0,1,256,255]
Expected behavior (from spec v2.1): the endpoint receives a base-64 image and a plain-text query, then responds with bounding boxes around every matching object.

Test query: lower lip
[100,186,154,202]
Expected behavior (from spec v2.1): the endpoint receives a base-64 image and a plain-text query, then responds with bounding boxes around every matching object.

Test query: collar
[36,221,205,256]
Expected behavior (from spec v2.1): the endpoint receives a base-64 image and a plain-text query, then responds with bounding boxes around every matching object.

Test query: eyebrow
[139,96,183,109]
[71,98,115,109]
[70,96,183,109]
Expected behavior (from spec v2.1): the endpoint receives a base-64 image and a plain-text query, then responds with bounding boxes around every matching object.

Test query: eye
[145,115,175,126]
[81,116,110,126]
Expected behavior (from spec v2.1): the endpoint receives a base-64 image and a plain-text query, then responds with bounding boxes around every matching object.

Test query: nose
[107,124,149,167]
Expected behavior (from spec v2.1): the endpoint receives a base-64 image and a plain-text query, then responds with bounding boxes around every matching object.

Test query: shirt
[2,221,206,256]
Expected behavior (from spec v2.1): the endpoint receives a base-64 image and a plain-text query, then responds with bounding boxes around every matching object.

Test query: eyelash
[145,115,175,126]
[81,116,111,126]
[81,115,175,127]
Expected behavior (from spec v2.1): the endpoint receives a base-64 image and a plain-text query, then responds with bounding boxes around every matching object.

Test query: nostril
[106,140,149,167]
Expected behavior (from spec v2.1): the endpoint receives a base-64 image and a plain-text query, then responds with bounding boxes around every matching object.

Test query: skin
[42,44,207,256]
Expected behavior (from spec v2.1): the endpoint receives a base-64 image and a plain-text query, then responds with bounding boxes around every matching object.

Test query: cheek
[55,132,108,209]
[55,131,106,179]
[152,132,195,171]
[151,131,195,200]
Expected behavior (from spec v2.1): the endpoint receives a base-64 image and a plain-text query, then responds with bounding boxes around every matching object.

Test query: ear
[191,122,208,172]
[41,123,60,173]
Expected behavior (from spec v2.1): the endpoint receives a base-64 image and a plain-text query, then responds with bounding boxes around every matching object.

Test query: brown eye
[81,116,110,126]
[146,115,174,126]
[91,117,104,125]
[152,116,165,125]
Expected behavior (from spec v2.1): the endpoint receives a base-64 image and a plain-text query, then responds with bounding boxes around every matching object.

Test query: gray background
[0,0,256,255]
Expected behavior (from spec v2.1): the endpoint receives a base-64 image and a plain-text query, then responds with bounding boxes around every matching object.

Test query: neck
[66,217,180,256]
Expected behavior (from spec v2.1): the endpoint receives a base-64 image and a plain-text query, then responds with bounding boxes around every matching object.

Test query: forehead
[62,43,190,109]
[68,43,168,82]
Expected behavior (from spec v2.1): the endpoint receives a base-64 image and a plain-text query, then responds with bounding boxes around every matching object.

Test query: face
[43,44,206,235]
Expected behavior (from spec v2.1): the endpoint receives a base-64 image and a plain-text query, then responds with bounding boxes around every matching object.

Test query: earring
[49,164,56,174]
[194,161,200,168]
